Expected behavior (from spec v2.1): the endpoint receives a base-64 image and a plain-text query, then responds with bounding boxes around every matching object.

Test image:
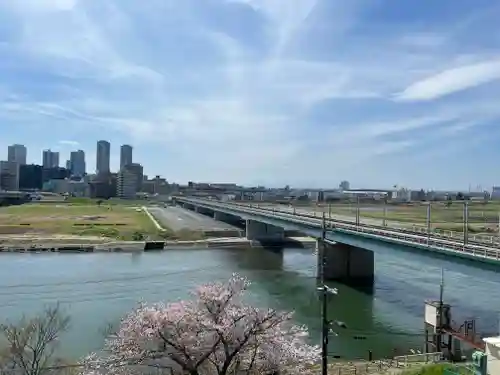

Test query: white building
[0,161,20,191]
[484,336,500,374]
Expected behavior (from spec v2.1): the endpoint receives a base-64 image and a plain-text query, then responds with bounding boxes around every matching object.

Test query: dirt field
[0,203,159,240]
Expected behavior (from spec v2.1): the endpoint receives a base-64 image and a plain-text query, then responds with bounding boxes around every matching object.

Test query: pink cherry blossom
[81,273,320,375]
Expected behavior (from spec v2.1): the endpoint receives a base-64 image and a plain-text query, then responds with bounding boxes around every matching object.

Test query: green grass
[403,363,471,374]
[0,203,160,240]
[308,202,500,233]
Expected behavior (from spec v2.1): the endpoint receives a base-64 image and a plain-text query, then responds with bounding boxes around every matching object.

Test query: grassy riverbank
[0,203,207,242]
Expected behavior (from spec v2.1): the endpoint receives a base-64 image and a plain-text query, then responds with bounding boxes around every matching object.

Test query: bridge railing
[178,197,500,261]
[229,201,500,247]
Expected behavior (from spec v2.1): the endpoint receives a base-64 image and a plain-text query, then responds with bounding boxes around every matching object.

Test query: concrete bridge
[174,197,500,287]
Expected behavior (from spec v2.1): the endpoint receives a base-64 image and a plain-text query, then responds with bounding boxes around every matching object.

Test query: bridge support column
[317,240,374,286]
[246,219,285,241]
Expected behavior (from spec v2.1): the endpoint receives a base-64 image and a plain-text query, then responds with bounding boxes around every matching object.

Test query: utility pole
[319,213,338,375]
[436,269,445,353]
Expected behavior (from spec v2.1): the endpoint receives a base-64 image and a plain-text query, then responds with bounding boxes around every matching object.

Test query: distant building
[43,179,89,196]
[0,161,20,191]
[120,144,133,169]
[117,164,143,199]
[492,186,500,200]
[89,173,116,199]
[7,144,27,165]
[42,150,59,168]
[42,167,70,184]
[19,164,43,190]
[96,140,110,174]
[70,150,86,176]
[339,180,350,191]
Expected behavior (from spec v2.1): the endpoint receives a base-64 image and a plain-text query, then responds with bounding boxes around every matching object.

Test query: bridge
[173,197,500,286]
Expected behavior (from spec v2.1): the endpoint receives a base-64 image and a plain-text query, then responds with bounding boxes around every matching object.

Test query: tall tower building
[70,150,86,176]
[7,144,27,165]
[42,150,59,168]
[96,140,110,175]
[120,144,133,169]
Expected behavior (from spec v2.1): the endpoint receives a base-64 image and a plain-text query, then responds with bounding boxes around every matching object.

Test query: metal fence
[309,352,444,375]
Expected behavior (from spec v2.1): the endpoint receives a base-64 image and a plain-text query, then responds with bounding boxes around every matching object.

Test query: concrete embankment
[0,237,315,254]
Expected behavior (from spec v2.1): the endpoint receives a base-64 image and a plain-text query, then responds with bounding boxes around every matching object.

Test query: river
[0,245,499,361]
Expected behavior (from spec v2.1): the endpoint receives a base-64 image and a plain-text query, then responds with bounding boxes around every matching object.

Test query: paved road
[148,206,241,232]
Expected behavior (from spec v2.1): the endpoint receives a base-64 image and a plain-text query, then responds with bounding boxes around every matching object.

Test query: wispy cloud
[0,0,499,188]
[395,59,500,101]
[58,140,79,146]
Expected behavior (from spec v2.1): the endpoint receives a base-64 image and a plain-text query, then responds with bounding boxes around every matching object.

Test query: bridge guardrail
[177,197,500,262]
[233,202,499,247]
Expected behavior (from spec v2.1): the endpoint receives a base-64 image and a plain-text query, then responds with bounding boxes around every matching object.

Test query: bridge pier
[246,219,285,242]
[317,240,374,286]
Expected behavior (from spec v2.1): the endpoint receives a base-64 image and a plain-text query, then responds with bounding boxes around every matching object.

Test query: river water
[0,246,499,361]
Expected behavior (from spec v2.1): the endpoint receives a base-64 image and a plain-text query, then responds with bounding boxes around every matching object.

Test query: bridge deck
[177,198,500,266]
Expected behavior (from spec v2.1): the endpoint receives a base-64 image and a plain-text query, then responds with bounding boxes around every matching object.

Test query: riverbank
[0,236,316,253]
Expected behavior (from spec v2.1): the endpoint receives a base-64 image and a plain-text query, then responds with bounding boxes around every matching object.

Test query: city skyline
[2,141,138,175]
[0,1,499,189]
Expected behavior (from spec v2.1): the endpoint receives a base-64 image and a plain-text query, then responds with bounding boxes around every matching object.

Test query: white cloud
[395,59,500,101]
[0,0,499,188]
[58,140,79,146]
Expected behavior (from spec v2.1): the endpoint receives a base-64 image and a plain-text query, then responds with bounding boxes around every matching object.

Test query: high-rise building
[19,164,43,190]
[0,161,20,191]
[7,144,27,165]
[120,144,133,169]
[42,150,59,168]
[96,140,110,175]
[116,163,143,198]
[70,150,86,177]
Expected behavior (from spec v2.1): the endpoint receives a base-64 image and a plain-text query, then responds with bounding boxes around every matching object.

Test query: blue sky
[1,0,500,190]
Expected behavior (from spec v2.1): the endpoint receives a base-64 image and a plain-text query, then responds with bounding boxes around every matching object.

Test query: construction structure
[423,274,491,374]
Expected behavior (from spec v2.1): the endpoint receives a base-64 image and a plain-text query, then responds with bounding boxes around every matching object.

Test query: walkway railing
[178,198,500,263]
[308,352,444,375]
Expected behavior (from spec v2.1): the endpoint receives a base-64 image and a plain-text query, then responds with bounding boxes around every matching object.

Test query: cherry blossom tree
[82,274,320,375]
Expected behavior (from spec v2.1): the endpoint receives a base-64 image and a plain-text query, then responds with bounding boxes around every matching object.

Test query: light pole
[497,212,500,244]
[463,201,469,246]
[356,195,360,227]
[426,202,432,245]
[382,194,387,227]
[328,204,332,220]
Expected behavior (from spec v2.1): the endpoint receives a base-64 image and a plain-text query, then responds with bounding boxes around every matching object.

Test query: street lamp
[463,201,469,246]
[355,195,360,227]
[425,202,432,245]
